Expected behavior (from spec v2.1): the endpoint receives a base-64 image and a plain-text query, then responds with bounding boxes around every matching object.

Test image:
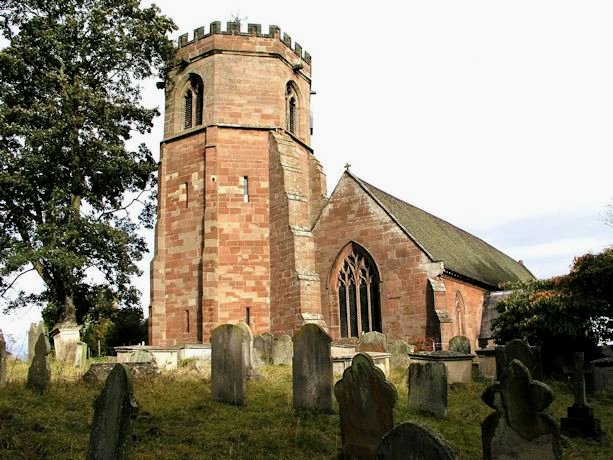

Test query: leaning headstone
[408,362,448,418]
[272,334,293,366]
[358,331,388,352]
[334,353,397,458]
[26,332,51,393]
[560,352,606,442]
[376,421,457,459]
[211,324,246,405]
[292,323,333,412]
[449,335,471,354]
[495,338,542,381]
[237,322,261,380]
[28,321,45,361]
[481,359,561,459]
[87,363,139,460]
[389,339,411,369]
[254,332,273,365]
[0,330,7,387]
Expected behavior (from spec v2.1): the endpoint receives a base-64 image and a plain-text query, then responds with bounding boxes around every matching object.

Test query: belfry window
[183,74,204,129]
[286,82,298,135]
[337,246,381,338]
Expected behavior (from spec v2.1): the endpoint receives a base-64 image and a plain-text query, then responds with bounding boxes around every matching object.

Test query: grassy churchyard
[0,358,611,459]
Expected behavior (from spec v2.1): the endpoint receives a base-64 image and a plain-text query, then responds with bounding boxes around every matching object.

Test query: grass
[0,359,611,459]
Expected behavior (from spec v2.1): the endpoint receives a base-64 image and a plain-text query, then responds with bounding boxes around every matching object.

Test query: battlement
[177,21,311,65]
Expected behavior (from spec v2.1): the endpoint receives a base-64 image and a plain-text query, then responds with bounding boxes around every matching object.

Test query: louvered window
[195,86,203,126]
[184,90,193,129]
[337,248,381,337]
[289,97,296,134]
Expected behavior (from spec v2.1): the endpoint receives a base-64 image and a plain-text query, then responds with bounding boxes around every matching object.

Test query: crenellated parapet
[177,21,311,65]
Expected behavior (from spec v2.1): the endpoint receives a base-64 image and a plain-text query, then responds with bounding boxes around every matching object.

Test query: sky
[2,1,612,354]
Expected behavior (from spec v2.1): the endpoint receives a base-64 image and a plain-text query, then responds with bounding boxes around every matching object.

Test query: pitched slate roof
[349,173,534,288]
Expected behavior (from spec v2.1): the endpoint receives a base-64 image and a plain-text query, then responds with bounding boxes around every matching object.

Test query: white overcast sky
[2,1,612,353]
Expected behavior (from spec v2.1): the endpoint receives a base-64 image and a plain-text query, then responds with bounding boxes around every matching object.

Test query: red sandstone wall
[314,174,433,341]
[441,276,487,351]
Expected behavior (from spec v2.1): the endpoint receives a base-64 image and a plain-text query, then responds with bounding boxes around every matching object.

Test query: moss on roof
[351,173,534,288]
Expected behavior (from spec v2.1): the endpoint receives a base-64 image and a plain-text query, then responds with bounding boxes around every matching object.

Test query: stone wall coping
[475,348,496,357]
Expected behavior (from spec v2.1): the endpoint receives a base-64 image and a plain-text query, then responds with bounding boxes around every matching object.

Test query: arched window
[336,245,381,337]
[183,74,204,129]
[286,82,299,135]
[455,292,465,336]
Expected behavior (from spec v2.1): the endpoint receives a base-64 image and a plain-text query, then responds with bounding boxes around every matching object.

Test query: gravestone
[26,332,51,393]
[0,330,6,387]
[388,339,411,369]
[272,334,293,366]
[75,341,88,368]
[130,348,155,363]
[254,332,273,365]
[358,331,388,352]
[211,324,246,405]
[448,335,471,354]
[376,421,457,459]
[28,321,45,361]
[334,353,397,458]
[292,323,333,412]
[50,322,81,363]
[495,339,542,381]
[87,363,139,460]
[83,363,161,384]
[560,352,606,442]
[481,359,561,459]
[591,357,613,393]
[408,362,448,418]
[237,322,261,379]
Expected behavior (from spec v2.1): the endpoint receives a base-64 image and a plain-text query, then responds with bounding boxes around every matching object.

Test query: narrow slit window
[185,310,190,333]
[246,307,251,325]
[289,97,296,134]
[243,176,249,203]
[184,90,193,128]
[195,86,203,126]
[184,182,189,208]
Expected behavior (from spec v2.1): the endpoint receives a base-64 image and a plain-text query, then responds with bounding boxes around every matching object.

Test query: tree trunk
[61,293,77,325]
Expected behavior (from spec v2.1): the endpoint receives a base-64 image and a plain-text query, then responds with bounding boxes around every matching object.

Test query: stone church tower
[149,22,326,346]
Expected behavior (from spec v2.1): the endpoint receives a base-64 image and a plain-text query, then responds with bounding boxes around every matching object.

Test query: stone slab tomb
[83,362,161,384]
[560,352,606,442]
[334,353,397,458]
[495,338,542,381]
[376,421,457,459]
[26,332,51,393]
[87,363,139,460]
[481,359,561,460]
[272,334,293,366]
[211,324,246,406]
[408,361,448,418]
[292,323,333,412]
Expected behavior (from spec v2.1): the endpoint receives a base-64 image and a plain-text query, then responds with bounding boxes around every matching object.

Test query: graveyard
[0,329,612,459]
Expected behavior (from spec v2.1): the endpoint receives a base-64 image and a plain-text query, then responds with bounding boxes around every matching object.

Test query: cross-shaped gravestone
[87,363,139,460]
[334,353,397,458]
[481,359,561,459]
[560,352,606,442]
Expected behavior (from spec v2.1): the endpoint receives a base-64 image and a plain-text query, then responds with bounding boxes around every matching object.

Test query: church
[148,21,533,351]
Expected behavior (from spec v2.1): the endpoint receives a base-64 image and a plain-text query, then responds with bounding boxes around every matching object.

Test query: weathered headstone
[28,321,45,361]
[292,323,333,412]
[408,361,448,418]
[495,338,542,381]
[591,357,613,393]
[87,363,139,460]
[560,352,606,442]
[254,332,273,365]
[26,332,51,393]
[334,353,397,458]
[481,359,561,459]
[448,335,471,354]
[237,322,261,379]
[358,331,388,352]
[75,341,88,368]
[389,339,411,369]
[376,421,457,459]
[0,330,7,387]
[211,324,246,405]
[272,334,293,366]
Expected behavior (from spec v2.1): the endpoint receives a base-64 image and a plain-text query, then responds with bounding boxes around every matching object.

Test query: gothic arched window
[286,82,298,135]
[455,291,465,336]
[336,246,381,338]
[183,74,204,129]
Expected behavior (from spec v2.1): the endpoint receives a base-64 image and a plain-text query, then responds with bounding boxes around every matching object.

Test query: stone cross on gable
[343,162,351,171]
